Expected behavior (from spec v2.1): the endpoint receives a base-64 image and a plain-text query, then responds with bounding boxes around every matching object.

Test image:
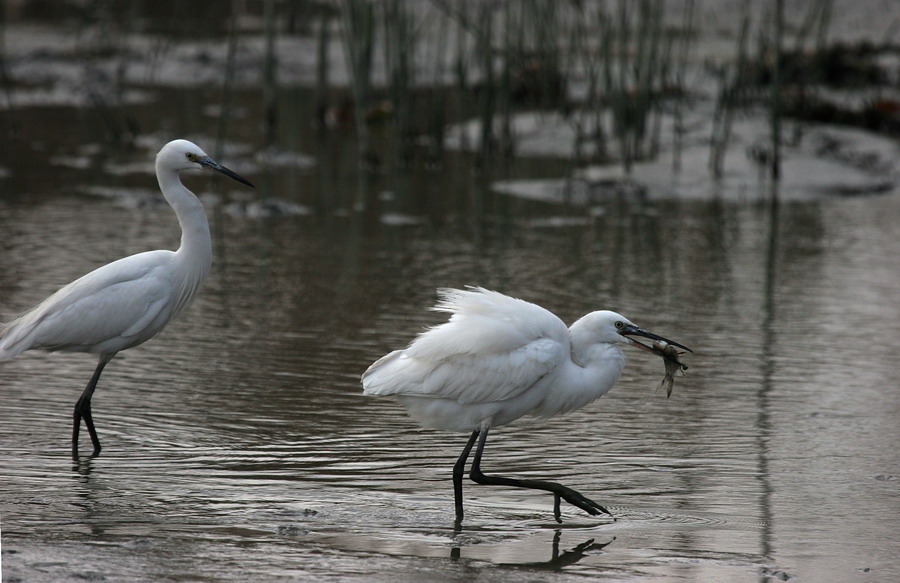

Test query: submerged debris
[652,340,689,398]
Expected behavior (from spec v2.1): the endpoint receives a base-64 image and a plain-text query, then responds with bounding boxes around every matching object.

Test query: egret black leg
[72,358,110,458]
[468,427,612,522]
[453,429,480,524]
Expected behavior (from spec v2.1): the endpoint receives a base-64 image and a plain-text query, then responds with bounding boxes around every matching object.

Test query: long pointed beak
[198,156,255,187]
[620,324,692,354]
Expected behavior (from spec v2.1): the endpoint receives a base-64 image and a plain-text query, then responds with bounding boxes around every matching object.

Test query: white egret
[0,139,253,457]
[362,287,691,523]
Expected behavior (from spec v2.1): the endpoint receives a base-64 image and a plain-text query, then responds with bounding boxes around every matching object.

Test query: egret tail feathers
[361,350,407,395]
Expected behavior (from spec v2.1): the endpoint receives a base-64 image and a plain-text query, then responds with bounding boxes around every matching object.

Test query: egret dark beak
[198,156,254,188]
[620,324,692,354]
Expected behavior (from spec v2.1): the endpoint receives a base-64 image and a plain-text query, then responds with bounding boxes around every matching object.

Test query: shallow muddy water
[2,168,898,582]
[2,3,900,582]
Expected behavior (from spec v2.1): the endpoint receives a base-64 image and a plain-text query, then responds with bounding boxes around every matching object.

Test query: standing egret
[362,287,691,523]
[0,139,253,457]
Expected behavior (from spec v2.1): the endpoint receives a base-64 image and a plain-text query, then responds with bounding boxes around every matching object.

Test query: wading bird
[0,139,253,457]
[362,287,691,524]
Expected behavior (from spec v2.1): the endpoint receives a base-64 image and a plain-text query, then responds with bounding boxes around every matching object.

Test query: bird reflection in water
[450,529,615,569]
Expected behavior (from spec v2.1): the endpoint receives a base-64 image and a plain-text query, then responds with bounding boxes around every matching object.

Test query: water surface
[2,181,898,582]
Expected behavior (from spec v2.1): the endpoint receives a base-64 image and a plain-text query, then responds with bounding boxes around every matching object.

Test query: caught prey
[652,340,689,397]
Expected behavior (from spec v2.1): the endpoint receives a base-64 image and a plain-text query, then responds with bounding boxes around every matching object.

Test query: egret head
[610,312,692,354]
[575,310,691,353]
[157,139,254,187]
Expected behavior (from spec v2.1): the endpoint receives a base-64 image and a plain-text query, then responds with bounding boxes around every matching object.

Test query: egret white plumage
[362,287,691,523]
[0,139,253,457]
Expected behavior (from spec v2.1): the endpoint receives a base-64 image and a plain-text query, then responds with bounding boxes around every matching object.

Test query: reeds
[770,0,783,183]
[314,8,331,130]
[324,1,695,182]
[316,0,849,203]
[338,0,377,210]
[263,0,279,147]
[382,0,416,166]
[214,2,240,164]
[671,0,695,173]
[570,0,687,174]
[0,0,18,141]
[709,1,751,180]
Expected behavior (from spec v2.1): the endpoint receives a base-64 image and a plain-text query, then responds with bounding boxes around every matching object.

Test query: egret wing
[2,251,177,354]
[362,336,565,404]
[362,287,571,405]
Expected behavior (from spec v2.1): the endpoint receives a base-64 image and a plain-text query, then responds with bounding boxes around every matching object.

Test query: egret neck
[155,156,212,318]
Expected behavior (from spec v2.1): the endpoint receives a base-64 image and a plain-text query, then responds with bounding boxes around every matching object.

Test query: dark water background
[2,2,899,582]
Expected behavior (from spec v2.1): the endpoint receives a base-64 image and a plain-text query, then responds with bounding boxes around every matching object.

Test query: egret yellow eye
[186,152,197,162]
[615,321,624,329]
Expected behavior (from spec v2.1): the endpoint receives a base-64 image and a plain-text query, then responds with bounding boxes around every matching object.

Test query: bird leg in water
[453,429,481,524]
[72,357,110,458]
[466,427,612,523]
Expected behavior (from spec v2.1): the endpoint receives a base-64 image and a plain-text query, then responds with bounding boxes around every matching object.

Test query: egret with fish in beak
[362,286,692,524]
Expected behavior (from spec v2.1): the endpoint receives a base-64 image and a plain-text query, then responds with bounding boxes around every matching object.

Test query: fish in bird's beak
[619,324,691,354]
[620,324,692,398]
[653,341,688,398]
[198,156,255,187]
